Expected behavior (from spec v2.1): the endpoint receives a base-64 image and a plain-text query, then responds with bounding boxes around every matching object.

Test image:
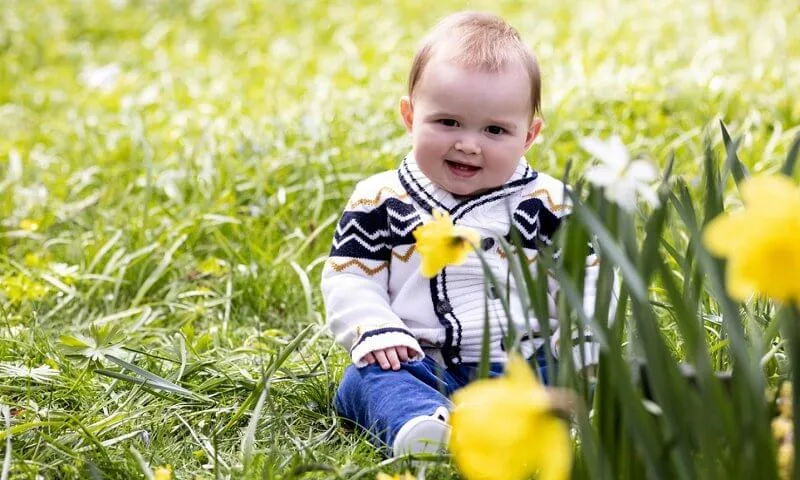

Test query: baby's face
[401,59,540,196]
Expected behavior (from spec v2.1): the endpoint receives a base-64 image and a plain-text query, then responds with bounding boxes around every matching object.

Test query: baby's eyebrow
[426,110,458,118]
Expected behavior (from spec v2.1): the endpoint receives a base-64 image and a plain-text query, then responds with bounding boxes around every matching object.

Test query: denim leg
[535,346,557,385]
[334,356,455,449]
[448,351,555,390]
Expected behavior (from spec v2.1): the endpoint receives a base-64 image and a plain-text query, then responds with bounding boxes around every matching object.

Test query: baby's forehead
[422,49,533,90]
[429,39,527,74]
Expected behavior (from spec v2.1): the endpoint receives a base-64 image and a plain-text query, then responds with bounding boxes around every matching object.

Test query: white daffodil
[0,362,60,383]
[580,135,660,212]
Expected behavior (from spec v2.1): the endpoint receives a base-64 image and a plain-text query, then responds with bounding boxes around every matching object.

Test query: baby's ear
[524,118,543,150]
[399,96,414,133]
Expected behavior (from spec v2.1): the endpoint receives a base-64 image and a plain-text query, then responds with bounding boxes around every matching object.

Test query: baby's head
[400,12,543,196]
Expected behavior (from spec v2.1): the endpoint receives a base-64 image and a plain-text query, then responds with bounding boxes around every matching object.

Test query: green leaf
[241,375,270,470]
[103,355,210,402]
[719,120,749,186]
[702,137,724,226]
[565,190,648,302]
[780,132,800,177]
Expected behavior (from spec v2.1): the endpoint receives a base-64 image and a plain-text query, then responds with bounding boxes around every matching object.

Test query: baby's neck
[450,188,491,200]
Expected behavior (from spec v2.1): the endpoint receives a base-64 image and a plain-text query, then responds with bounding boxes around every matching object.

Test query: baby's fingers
[385,348,401,370]
[373,350,391,370]
[396,346,409,362]
[364,352,376,365]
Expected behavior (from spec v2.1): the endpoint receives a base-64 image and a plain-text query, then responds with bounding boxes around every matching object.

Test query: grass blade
[1,405,10,480]
[217,324,314,435]
[104,354,210,402]
[781,132,800,177]
[241,376,271,471]
[719,120,748,186]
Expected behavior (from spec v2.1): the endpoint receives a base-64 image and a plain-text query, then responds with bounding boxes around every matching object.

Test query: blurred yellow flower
[23,253,46,269]
[412,210,480,277]
[450,354,572,480]
[19,219,40,232]
[703,175,800,304]
[376,472,415,480]
[197,256,227,277]
[1,274,48,303]
[153,465,172,480]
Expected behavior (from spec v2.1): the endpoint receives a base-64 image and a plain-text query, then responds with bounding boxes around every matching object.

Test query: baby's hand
[364,346,410,371]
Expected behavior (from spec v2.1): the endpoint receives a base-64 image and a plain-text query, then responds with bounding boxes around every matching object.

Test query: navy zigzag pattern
[506,198,562,250]
[384,198,420,245]
[330,198,422,260]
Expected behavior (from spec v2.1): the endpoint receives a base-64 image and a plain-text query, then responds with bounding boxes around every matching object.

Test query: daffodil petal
[530,418,572,480]
[605,180,637,212]
[703,213,749,256]
[584,164,619,187]
[412,209,478,277]
[580,136,629,168]
[740,175,800,209]
[627,160,658,182]
[637,184,661,208]
[450,354,571,480]
[725,257,755,301]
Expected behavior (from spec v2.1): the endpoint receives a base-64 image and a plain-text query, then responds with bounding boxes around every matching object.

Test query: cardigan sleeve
[321,180,424,367]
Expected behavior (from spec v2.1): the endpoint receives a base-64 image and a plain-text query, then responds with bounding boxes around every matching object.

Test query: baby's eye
[486,125,506,135]
[438,119,460,127]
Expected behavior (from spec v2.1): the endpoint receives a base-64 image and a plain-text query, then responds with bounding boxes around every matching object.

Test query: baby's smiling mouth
[445,159,481,174]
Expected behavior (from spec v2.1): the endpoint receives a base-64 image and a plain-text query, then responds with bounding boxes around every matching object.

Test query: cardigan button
[435,300,452,315]
[480,237,495,251]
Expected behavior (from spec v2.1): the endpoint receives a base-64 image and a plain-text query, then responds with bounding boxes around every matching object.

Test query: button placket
[435,300,452,315]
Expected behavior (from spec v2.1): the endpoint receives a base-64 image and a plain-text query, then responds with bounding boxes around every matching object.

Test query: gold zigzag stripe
[392,245,416,262]
[525,189,569,212]
[329,259,388,276]
[349,187,409,208]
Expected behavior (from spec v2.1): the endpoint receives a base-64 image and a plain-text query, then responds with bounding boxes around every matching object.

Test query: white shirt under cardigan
[322,154,602,369]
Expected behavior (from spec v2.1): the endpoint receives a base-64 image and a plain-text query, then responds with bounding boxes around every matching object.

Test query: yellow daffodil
[412,210,480,277]
[376,472,415,480]
[703,175,800,304]
[153,465,172,480]
[19,219,40,232]
[449,354,572,480]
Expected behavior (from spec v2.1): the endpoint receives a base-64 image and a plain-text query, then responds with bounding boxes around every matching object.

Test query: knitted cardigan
[321,154,601,368]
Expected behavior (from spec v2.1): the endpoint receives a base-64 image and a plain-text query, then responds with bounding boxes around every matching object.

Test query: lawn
[1,0,799,478]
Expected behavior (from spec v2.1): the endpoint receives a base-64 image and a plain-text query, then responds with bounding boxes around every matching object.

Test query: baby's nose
[454,139,481,155]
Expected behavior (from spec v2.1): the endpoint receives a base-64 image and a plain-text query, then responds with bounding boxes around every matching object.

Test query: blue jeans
[334,348,555,450]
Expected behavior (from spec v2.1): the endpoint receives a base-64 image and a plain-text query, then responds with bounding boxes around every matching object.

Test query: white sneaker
[392,406,450,458]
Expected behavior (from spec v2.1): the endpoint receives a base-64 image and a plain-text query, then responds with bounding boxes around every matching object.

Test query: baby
[321,11,600,457]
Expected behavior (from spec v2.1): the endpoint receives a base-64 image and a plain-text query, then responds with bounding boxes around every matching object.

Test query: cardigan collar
[398,152,538,219]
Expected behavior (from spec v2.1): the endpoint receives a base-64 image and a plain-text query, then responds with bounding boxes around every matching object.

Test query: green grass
[1,0,799,478]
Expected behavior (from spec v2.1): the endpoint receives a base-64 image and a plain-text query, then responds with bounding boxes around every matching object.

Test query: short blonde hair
[407,12,541,117]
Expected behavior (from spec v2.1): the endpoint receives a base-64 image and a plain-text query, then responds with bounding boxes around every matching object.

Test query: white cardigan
[321,154,602,369]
